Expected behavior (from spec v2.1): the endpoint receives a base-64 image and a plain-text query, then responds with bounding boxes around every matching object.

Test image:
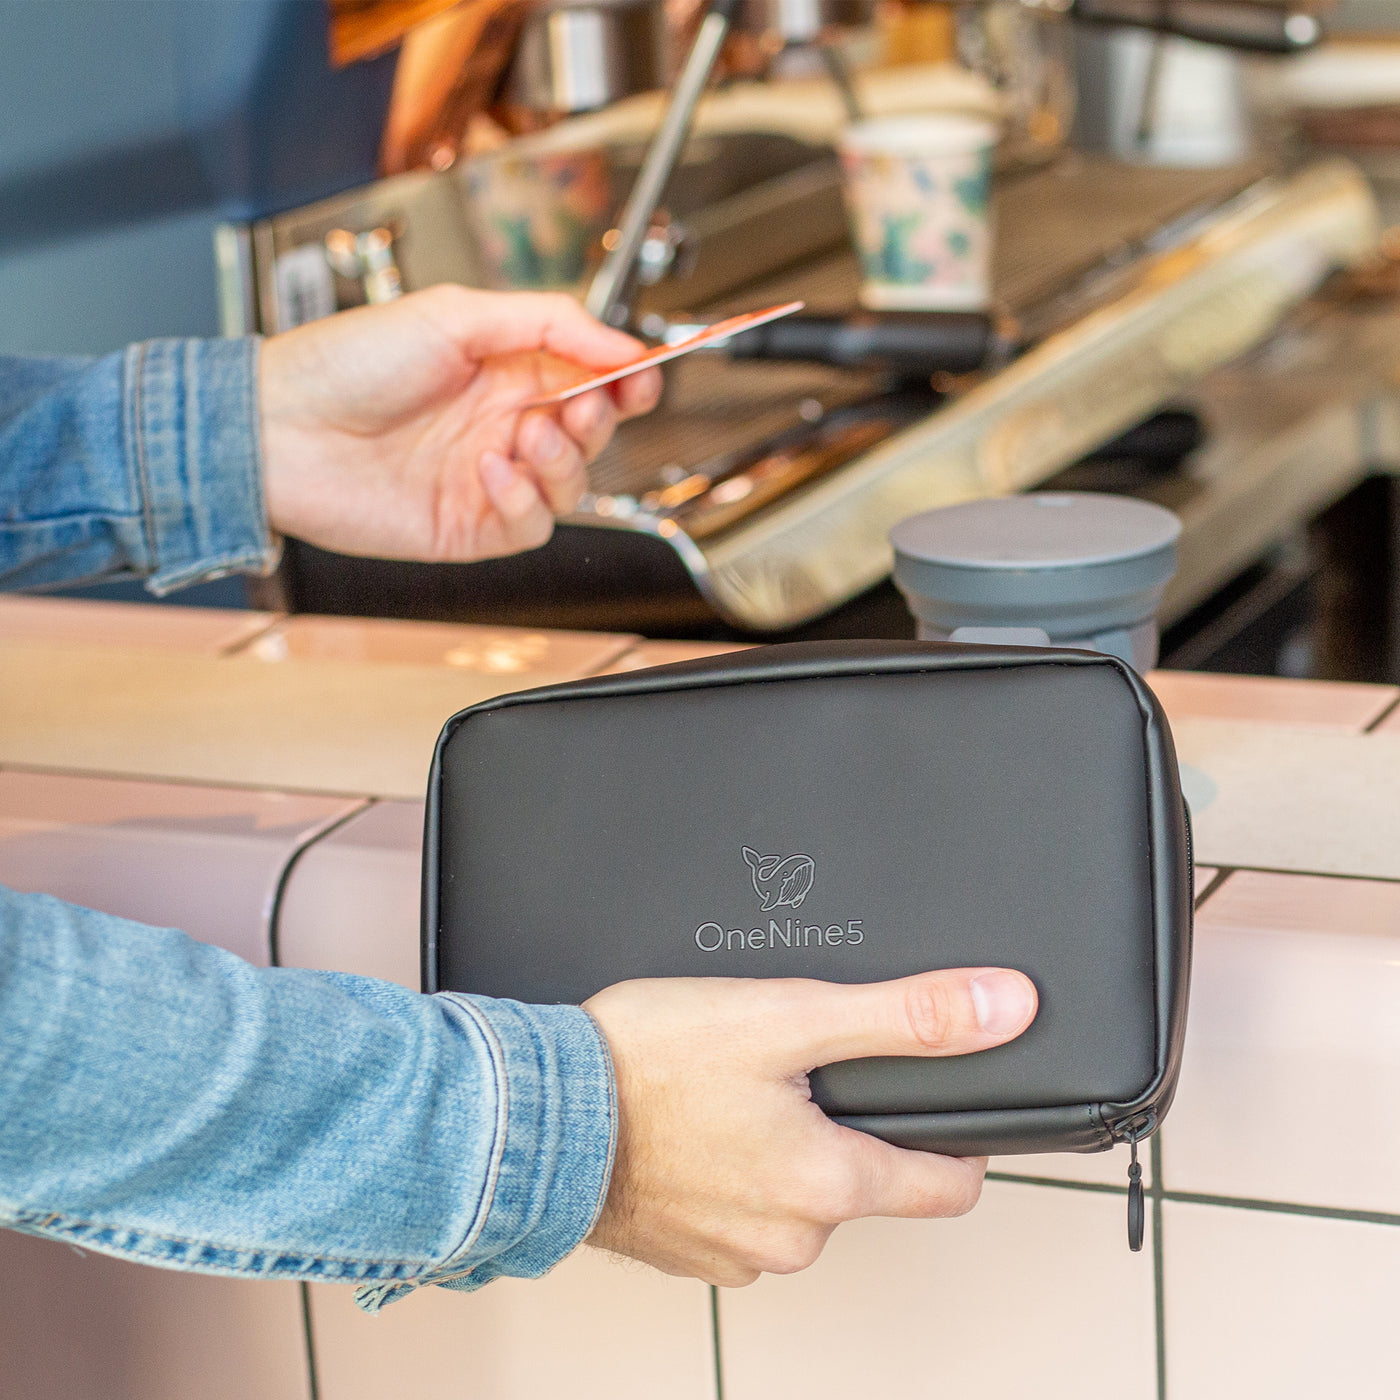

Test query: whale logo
[742,847,815,911]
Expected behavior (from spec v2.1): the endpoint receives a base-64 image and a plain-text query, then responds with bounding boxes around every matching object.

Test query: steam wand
[584,0,743,328]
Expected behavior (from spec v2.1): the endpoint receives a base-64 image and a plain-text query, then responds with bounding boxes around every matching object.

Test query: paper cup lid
[840,114,999,157]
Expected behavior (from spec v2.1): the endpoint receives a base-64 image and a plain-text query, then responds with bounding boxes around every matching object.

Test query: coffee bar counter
[2,596,1398,1400]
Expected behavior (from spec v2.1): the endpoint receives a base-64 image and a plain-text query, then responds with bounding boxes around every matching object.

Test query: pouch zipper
[1109,1110,1157,1251]
[1102,797,1190,1252]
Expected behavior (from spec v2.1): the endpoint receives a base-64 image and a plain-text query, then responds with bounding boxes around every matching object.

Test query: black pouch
[423,641,1193,1247]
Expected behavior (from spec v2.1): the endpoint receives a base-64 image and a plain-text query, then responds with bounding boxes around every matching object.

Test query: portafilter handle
[585,0,744,327]
[725,311,1010,378]
[1067,0,1322,54]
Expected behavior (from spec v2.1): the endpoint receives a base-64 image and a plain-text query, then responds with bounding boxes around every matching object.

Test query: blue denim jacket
[0,344,616,1309]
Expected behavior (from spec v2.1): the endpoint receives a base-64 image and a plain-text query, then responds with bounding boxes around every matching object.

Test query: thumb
[416,285,647,369]
[770,968,1038,1074]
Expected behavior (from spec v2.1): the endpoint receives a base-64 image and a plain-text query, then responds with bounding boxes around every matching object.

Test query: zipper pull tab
[1126,1134,1145,1252]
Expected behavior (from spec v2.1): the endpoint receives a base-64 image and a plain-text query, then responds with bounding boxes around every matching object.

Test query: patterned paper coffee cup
[839,115,997,312]
[463,143,613,292]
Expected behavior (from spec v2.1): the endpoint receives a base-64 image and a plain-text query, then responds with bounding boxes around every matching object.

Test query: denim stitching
[351,996,516,1311]
[128,342,158,573]
[430,993,512,1272]
[246,336,275,566]
[180,339,206,557]
[117,344,146,570]
[11,1209,424,1281]
[579,1005,619,1241]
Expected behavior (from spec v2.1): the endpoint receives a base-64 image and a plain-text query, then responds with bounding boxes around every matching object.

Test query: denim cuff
[125,338,278,593]
[354,997,616,1312]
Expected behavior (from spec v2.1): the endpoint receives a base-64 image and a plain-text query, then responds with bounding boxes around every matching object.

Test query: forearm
[0,341,277,593]
[0,887,614,1310]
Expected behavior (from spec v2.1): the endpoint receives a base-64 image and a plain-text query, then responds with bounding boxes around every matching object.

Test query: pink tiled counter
[1163,871,1400,1215]
[1148,669,1399,731]
[0,767,360,1400]
[0,594,274,652]
[239,612,636,677]
[0,1230,310,1400]
[276,799,424,988]
[306,1256,715,1400]
[0,769,362,965]
[601,638,754,673]
[274,800,716,1400]
[5,600,1400,1400]
[720,1182,1157,1400]
[1163,1203,1400,1399]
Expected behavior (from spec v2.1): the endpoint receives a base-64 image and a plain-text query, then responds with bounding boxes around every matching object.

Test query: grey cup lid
[890,494,1182,571]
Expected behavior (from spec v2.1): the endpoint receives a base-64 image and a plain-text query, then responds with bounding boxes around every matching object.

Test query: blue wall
[0,0,394,354]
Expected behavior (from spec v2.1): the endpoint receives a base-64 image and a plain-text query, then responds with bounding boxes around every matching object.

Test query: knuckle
[802,1159,865,1223]
[743,1223,827,1277]
[433,282,474,314]
[703,1232,766,1288]
[766,1225,828,1276]
[904,980,959,1049]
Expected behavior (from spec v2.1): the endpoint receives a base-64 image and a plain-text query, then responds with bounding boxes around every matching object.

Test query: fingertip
[561,388,615,442]
[615,366,663,417]
[969,969,1038,1039]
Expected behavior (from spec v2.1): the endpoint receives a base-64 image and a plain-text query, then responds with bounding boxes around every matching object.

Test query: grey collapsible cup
[890,493,1181,673]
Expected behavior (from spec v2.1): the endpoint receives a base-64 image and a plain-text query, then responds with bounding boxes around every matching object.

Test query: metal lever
[585,0,742,327]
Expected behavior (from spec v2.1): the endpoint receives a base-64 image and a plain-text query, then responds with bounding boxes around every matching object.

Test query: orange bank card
[529,300,805,406]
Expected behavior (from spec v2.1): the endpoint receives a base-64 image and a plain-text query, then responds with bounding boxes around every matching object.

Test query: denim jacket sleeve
[1,341,618,1305]
[0,885,616,1310]
[0,340,278,593]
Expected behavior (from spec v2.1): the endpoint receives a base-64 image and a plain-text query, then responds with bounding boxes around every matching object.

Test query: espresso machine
[224,0,1385,640]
